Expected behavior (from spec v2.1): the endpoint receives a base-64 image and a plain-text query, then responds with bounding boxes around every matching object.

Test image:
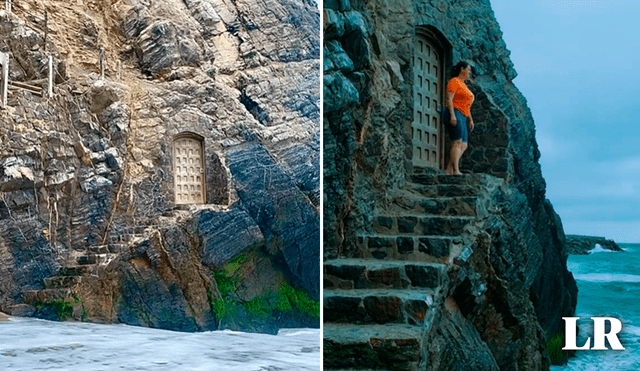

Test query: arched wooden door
[174,134,206,204]
[412,32,444,169]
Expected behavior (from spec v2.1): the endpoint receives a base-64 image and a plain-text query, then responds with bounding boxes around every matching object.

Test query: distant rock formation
[566,235,622,255]
[0,0,319,334]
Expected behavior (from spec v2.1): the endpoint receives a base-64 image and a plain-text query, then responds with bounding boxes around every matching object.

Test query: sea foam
[589,244,614,253]
[573,273,640,283]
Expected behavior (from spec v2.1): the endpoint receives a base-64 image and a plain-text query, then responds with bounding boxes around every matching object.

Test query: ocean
[2,245,637,371]
[0,318,320,370]
[552,243,640,371]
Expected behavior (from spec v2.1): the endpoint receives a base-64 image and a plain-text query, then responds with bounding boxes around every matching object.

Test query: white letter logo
[562,317,625,350]
[562,317,591,350]
[592,317,625,350]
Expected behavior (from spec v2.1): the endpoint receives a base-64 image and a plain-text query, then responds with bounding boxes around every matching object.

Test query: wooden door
[174,136,205,204]
[412,34,442,168]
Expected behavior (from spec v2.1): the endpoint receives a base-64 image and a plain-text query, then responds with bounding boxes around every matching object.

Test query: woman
[444,61,474,175]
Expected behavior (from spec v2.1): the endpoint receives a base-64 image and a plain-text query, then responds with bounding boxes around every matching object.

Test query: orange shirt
[447,77,474,117]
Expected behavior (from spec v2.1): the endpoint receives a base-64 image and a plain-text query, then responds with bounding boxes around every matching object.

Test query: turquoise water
[552,243,640,371]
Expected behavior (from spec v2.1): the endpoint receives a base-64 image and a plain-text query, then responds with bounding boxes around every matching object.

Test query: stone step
[76,255,96,265]
[86,245,111,254]
[109,232,147,244]
[406,182,481,198]
[323,323,426,370]
[323,289,436,326]
[357,234,461,261]
[410,171,491,186]
[129,234,146,242]
[43,276,82,289]
[373,214,474,236]
[22,288,73,304]
[59,265,95,276]
[324,258,446,290]
[108,243,127,253]
[390,192,478,216]
[77,253,118,266]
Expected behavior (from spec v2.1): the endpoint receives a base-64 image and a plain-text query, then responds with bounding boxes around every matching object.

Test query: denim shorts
[443,108,468,143]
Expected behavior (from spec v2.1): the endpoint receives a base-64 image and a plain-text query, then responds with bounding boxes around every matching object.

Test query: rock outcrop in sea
[323,0,577,369]
[0,0,319,334]
[566,234,622,254]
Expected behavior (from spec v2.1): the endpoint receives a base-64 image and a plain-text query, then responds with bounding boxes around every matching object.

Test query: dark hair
[451,61,470,77]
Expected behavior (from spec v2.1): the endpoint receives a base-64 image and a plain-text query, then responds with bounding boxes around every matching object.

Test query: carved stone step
[77,253,118,266]
[108,243,127,253]
[357,234,461,261]
[410,171,492,186]
[390,192,479,216]
[323,289,437,326]
[323,323,426,370]
[373,215,474,236]
[59,265,95,276]
[86,245,110,254]
[406,182,481,198]
[22,288,73,304]
[77,255,96,265]
[109,231,147,245]
[324,259,446,290]
[43,276,82,289]
[129,234,146,242]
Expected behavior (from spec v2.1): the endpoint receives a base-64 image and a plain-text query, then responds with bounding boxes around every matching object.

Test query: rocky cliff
[0,0,319,334]
[323,0,577,369]
[566,234,622,255]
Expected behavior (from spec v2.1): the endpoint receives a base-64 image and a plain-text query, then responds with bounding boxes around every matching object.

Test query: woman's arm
[446,91,456,126]
[467,112,474,132]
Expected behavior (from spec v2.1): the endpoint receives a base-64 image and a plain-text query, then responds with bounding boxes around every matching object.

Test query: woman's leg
[448,140,463,175]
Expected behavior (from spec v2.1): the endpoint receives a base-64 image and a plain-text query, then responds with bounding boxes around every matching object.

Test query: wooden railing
[0,52,53,108]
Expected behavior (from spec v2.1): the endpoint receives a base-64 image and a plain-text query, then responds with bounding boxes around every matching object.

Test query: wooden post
[47,56,53,98]
[99,47,105,79]
[0,52,8,108]
[44,9,48,52]
[5,0,11,14]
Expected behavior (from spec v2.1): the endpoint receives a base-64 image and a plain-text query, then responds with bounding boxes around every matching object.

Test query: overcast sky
[490,0,640,243]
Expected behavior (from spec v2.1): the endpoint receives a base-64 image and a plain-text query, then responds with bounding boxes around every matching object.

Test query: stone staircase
[323,171,492,370]
[21,251,117,318]
[21,224,152,317]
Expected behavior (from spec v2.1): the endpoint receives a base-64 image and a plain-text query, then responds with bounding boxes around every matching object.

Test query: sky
[490,0,640,243]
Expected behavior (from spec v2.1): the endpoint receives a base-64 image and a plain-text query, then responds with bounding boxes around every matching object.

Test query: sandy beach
[0,312,10,321]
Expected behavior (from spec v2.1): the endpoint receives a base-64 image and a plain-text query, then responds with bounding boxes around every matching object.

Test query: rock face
[226,140,320,297]
[323,0,576,369]
[0,0,319,333]
[565,234,622,255]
